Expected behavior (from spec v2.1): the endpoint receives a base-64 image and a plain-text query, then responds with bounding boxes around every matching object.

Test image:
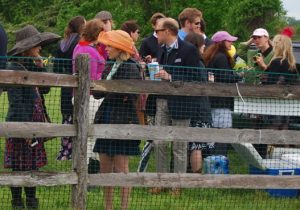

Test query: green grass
[1,88,300,209]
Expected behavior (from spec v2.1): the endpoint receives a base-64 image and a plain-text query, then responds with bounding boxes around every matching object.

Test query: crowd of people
[0,7,299,210]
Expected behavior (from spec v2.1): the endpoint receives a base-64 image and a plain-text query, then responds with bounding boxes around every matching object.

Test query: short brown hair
[178,8,202,27]
[184,32,204,49]
[160,18,179,36]
[81,19,104,42]
[150,12,166,26]
[121,20,140,34]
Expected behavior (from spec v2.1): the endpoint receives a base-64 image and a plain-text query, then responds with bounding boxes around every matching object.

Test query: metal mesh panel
[0,56,300,210]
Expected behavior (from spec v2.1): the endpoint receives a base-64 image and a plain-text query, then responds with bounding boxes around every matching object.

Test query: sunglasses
[194,21,201,25]
[155,28,166,33]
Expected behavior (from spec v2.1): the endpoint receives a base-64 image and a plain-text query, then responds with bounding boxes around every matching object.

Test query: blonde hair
[271,34,296,71]
[118,51,131,61]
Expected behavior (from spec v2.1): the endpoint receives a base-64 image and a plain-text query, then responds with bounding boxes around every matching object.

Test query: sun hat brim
[98,31,135,55]
[8,32,61,56]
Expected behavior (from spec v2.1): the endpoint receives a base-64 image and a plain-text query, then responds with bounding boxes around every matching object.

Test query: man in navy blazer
[149,17,201,194]
[139,12,165,61]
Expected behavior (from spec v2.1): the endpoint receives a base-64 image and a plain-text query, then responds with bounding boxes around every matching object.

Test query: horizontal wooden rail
[0,122,75,138]
[91,124,300,145]
[2,172,299,189]
[0,70,77,87]
[93,80,300,99]
[1,123,299,145]
[0,172,77,187]
[0,70,299,98]
[88,173,300,189]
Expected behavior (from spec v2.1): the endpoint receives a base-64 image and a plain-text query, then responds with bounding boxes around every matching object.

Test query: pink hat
[211,31,238,43]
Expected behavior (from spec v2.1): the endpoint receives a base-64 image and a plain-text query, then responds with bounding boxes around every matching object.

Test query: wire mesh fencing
[0,56,300,209]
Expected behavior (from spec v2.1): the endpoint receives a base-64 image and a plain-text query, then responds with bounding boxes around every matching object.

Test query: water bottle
[204,155,229,174]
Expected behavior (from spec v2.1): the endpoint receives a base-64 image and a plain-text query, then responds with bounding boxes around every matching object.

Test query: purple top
[73,44,105,80]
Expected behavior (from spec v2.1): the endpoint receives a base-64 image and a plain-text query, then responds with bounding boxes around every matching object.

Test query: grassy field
[0,88,300,209]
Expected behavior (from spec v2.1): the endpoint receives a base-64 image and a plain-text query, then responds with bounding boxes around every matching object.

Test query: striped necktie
[166,46,172,54]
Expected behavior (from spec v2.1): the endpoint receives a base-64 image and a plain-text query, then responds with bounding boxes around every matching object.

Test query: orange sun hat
[98,30,135,55]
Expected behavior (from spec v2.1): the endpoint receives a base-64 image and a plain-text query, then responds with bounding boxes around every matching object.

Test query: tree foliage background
[0,0,298,52]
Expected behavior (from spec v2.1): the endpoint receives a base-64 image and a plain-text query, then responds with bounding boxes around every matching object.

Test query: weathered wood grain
[71,54,90,210]
[0,172,77,186]
[91,124,300,145]
[0,122,75,138]
[89,173,300,189]
[0,70,77,87]
[92,80,300,99]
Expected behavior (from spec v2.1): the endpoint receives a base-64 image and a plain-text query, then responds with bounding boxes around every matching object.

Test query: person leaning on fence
[4,25,60,209]
[259,31,298,131]
[92,30,141,210]
[203,31,243,158]
[72,19,106,173]
[55,15,86,161]
[148,17,202,195]
[237,28,273,82]
[237,28,273,158]
[184,32,214,173]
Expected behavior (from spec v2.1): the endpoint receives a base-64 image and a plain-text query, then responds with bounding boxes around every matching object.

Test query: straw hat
[8,25,61,56]
[98,30,134,55]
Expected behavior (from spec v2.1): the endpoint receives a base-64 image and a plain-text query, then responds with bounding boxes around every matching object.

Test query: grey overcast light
[282,0,300,19]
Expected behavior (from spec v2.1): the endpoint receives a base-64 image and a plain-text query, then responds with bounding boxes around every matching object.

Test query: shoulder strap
[106,61,123,80]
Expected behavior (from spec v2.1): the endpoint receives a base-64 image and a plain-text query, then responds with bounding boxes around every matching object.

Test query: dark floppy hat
[8,25,61,56]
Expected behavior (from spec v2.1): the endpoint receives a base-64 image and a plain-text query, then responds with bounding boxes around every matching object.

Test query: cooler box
[232,143,300,198]
[268,147,300,159]
[281,154,300,165]
[249,160,300,198]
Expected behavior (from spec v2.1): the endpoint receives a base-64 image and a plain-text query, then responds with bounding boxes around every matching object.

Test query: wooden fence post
[72,54,90,210]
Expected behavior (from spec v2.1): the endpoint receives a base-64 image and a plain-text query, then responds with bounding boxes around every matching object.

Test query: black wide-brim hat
[8,25,61,56]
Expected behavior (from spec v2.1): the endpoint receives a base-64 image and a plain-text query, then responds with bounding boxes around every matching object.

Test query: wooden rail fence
[0,54,300,209]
